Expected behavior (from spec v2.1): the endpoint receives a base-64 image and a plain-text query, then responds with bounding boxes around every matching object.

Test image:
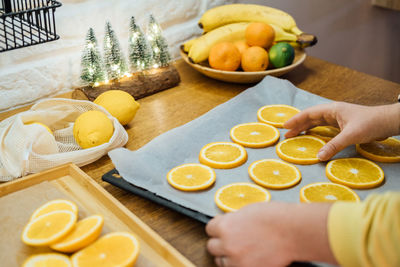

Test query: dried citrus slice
[326,158,384,189]
[306,126,340,142]
[71,232,140,267]
[167,163,216,191]
[30,199,78,221]
[276,135,326,165]
[22,210,77,246]
[50,215,104,253]
[215,182,271,212]
[199,142,247,169]
[257,104,300,128]
[356,137,400,163]
[248,159,301,189]
[230,122,280,148]
[300,182,360,203]
[23,253,72,267]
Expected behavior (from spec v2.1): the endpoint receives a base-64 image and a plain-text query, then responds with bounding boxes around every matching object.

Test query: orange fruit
[30,199,78,222]
[306,126,340,142]
[257,104,300,128]
[245,22,275,49]
[326,158,384,189]
[199,142,247,169]
[241,46,269,72]
[23,253,72,267]
[230,122,280,148]
[233,40,249,55]
[167,163,216,191]
[208,42,241,71]
[299,182,360,203]
[356,137,400,163]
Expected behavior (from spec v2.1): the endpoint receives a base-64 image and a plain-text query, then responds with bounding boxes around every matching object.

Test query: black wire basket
[0,0,62,52]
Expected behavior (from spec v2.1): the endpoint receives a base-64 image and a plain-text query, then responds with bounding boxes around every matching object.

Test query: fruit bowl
[180,47,306,84]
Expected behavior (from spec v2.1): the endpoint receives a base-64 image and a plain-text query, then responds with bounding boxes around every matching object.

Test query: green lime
[268,42,295,68]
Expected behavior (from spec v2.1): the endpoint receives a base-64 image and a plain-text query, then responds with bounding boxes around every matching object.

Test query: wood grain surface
[1,57,399,266]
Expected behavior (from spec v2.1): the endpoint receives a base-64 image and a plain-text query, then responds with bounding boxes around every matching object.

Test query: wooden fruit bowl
[180,47,306,84]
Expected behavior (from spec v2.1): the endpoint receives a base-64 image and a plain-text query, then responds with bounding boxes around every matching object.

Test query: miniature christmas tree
[103,21,128,80]
[80,28,105,85]
[147,15,171,68]
[128,17,153,72]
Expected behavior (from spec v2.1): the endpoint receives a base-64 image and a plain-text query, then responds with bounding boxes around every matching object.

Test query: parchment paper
[109,76,400,218]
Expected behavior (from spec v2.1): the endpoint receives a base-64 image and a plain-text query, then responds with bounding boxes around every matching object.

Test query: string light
[94,82,100,87]
[153,63,159,68]
[87,43,94,49]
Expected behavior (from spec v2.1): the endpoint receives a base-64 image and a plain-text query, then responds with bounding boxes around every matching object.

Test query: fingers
[207,238,225,256]
[318,128,353,161]
[206,215,223,237]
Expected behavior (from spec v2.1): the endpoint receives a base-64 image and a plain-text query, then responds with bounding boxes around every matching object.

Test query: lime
[268,42,295,68]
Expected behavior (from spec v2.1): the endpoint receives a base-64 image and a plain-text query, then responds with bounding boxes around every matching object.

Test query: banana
[199,4,303,35]
[182,38,197,53]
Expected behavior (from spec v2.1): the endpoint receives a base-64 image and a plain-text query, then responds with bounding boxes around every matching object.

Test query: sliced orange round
[23,253,71,267]
[257,104,300,128]
[22,210,77,246]
[167,163,216,191]
[215,182,271,212]
[199,142,247,169]
[306,126,340,142]
[71,232,140,267]
[248,159,301,189]
[326,158,384,189]
[276,135,326,165]
[30,199,78,221]
[300,182,360,203]
[356,137,400,163]
[50,215,104,253]
[230,122,280,148]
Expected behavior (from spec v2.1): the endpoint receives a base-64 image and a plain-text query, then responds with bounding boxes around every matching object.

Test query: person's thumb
[318,130,352,161]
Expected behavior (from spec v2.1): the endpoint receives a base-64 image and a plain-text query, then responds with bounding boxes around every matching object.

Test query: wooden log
[72,64,180,101]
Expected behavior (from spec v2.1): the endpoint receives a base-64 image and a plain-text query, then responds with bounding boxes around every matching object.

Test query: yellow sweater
[328,192,400,267]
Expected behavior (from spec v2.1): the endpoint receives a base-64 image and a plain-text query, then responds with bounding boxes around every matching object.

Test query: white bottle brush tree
[103,21,128,80]
[147,15,171,68]
[128,16,153,72]
[80,28,106,85]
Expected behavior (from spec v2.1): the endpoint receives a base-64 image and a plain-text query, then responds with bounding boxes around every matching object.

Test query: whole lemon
[73,110,114,149]
[25,122,53,134]
[94,90,140,126]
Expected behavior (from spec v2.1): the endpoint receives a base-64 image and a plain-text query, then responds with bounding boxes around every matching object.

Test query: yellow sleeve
[328,192,400,267]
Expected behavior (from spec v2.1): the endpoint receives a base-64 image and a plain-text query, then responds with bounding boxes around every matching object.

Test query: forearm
[382,103,400,137]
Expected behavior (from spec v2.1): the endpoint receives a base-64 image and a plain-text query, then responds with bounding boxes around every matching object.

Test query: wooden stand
[72,64,180,101]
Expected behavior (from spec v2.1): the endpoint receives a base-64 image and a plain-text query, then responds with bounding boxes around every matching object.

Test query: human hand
[284,102,400,161]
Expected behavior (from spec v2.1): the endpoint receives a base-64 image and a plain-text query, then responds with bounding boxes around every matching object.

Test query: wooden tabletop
[1,56,400,266]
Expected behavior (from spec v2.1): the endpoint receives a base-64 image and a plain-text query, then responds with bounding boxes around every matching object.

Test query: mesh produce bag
[0,98,128,181]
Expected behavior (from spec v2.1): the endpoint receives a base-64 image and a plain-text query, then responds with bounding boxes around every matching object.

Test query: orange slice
[356,137,400,163]
[326,158,384,189]
[22,210,77,246]
[215,182,271,212]
[230,122,280,148]
[248,159,301,189]
[30,199,78,221]
[199,142,247,169]
[23,253,71,267]
[300,182,360,203]
[276,135,326,165]
[50,215,104,253]
[257,104,300,128]
[71,232,140,267]
[167,163,216,191]
[306,126,340,142]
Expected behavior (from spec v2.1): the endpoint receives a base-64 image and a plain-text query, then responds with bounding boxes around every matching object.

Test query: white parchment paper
[109,76,400,218]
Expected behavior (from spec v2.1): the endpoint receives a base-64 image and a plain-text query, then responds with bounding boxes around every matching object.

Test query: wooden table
[1,56,400,266]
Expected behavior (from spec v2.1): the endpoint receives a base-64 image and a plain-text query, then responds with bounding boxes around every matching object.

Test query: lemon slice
[51,215,104,253]
[23,253,71,267]
[215,182,271,212]
[356,137,400,163]
[306,126,340,142]
[167,163,216,191]
[257,104,300,128]
[230,122,280,148]
[199,142,247,169]
[300,182,360,203]
[30,199,78,221]
[248,159,301,189]
[276,135,326,165]
[326,158,384,189]
[71,232,140,267]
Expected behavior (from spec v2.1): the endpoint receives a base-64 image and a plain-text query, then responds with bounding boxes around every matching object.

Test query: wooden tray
[0,163,194,267]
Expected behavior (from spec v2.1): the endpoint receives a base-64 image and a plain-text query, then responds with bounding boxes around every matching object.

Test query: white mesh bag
[0,98,128,181]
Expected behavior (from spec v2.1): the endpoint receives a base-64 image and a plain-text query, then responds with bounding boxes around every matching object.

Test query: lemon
[94,90,140,126]
[25,122,53,134]
[73,110,114,149]
[268,42,295,68]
